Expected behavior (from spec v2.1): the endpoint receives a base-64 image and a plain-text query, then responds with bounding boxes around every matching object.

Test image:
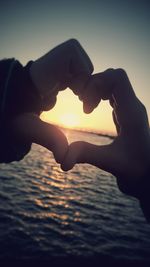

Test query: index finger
[84,69,148,134]
[107,69,149,134]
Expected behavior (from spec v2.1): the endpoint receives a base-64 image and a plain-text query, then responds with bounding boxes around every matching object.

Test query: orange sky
[41,89,115,134]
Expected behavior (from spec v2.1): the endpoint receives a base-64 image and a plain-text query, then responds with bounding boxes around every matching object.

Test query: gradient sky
[0,0,149,133]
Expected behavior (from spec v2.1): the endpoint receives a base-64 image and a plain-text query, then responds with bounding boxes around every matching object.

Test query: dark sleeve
[0,59,42,163]
[4,60,42,121]
[0,127,31,163]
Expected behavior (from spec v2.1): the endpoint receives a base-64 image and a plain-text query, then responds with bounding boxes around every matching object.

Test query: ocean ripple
[0,130,150,264]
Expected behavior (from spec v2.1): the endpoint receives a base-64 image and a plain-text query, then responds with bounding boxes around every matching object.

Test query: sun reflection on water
[27,162,83,226]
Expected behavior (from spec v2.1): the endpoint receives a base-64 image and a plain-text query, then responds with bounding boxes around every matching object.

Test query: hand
[29,39,93,111]
[11,113,68,164]
[61,69,150,199]
[3,39,92,164]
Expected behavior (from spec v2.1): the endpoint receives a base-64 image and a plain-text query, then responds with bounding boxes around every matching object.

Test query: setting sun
[59,113,80,128]
[40,89,116,134]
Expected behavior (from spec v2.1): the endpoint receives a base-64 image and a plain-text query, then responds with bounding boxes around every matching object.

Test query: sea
[0,129,150,266]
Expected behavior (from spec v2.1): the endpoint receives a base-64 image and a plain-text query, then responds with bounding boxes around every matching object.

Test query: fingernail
[61,162,75,172]
[83,105,94,114]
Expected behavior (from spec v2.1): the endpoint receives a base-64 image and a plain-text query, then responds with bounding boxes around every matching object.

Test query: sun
[59,113,80,128]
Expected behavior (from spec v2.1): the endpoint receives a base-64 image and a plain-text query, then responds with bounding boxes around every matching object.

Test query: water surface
[0,129,150,265]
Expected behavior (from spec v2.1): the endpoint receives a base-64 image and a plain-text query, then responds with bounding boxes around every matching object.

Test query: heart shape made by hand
[10,68,150,203]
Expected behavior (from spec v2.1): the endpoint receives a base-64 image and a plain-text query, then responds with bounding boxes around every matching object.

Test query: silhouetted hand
[61,69,150,203]
[11,113,68,164]
[0,39,93,163]
[29,39,93,111]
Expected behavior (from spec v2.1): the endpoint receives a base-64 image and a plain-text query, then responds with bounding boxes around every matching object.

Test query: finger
[83,68,136,115]
[82,69,114,114]
[11,113,68,163]
[42,94,57,111]
[106,69,149,134]
[61,141,85,171]
[86,69,147,134]
[82,76,102,113]
[70,39,94,75]
[68,73,91,96]
[61,141,115,173]
[30,39,93,97]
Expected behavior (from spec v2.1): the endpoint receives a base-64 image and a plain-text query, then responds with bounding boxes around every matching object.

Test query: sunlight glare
[59,113,80,128]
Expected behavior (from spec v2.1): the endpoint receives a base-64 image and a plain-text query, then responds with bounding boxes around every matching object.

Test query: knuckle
[105,68,114,73]
[68,38,80,47]
[114,68,128,81]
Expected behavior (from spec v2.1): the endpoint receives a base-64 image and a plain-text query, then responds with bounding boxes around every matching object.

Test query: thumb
[61,141,115,173]
[61,141,85,171]
[11,113,68,163]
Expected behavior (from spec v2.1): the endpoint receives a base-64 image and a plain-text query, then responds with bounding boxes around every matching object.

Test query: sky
[0,0,150,134]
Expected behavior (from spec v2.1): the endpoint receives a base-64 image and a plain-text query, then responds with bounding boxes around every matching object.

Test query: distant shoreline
[42,119,116,140]
[60,125,116,140]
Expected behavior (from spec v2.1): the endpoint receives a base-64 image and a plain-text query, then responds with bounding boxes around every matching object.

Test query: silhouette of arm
[61,69,150,222]
[0,39,92,163]
[0,58,68,163]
